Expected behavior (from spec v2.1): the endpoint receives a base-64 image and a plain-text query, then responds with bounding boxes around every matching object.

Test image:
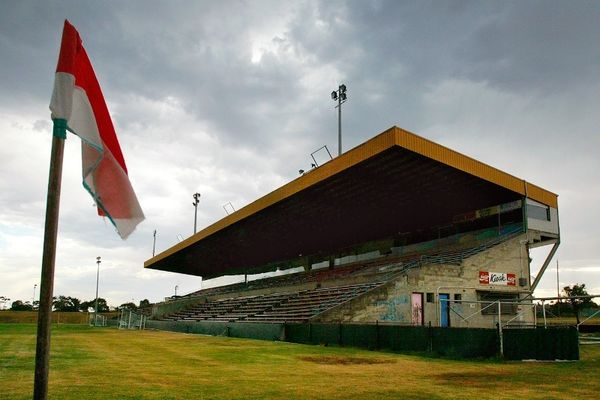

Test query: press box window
[527,204,550,221]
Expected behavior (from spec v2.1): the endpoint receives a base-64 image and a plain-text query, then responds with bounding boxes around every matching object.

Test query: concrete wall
[315,234,535,328]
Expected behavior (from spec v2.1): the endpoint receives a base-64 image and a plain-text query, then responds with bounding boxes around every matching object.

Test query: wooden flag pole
[33,119,67,400]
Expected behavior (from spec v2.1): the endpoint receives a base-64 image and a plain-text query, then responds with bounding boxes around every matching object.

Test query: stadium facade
[145,126,559,328]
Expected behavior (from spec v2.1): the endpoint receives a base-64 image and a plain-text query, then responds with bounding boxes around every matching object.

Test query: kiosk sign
[479,271,516,286]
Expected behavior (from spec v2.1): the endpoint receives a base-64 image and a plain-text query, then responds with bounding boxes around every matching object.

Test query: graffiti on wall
[376,295,408,322]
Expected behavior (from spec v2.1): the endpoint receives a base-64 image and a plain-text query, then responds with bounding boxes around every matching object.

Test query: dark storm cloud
[0,1,120,106]
[82,2,319,150]
[461,1,600,93]
[277,0,600,141]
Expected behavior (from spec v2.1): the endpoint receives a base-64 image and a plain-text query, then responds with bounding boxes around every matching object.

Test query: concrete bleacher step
[161,272,389,323]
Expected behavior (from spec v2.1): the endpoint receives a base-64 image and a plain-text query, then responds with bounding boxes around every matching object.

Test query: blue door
[439,293,450,327]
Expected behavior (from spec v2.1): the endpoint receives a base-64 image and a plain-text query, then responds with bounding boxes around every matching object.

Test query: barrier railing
[533,294,600,332]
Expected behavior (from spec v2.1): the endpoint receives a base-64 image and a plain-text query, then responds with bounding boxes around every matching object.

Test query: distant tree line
[1,295,152,312]
[542,283,598,324]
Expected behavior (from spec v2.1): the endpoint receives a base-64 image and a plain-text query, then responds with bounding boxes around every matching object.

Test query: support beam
[530,240,560,293]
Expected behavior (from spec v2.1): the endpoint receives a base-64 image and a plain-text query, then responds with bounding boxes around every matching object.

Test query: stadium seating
[158,223,523,323]
[162,282,381,323]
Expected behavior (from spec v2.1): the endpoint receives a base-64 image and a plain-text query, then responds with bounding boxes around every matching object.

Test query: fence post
[542,300,547,329]
[375,320,379,350]
[428,321,433,352]
[282,322,287,342]
[498,300,504,358]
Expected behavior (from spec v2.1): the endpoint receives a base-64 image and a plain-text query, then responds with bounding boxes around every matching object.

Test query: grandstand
[145,126,560,329]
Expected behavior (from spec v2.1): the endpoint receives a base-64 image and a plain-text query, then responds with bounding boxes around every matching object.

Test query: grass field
[1,324,599,400]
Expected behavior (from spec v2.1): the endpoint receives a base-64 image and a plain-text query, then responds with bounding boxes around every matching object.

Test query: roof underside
[145,126,558,278]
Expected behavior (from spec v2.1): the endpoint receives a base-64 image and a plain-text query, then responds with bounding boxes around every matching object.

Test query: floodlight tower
[152,229,157,257]
[192,192,201,234]
[331,84,348,156]
[94,256,101,326]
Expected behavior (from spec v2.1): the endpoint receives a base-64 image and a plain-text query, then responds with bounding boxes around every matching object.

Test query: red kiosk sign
[479,271,516,286]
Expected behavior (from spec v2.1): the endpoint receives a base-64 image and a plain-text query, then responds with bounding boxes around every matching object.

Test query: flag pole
[33,118,67,400]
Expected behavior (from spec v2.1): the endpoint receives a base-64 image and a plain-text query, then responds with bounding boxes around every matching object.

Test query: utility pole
[556,259,560,317]
[330,84,348,156]
[192,193,201,234]
[94,256,101,326]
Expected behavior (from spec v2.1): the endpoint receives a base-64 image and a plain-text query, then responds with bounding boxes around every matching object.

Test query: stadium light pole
[33,284,37,308]
[152,229,157,257]
[94,256,101,326]
[193,192,201,234]
[331,84,348,156]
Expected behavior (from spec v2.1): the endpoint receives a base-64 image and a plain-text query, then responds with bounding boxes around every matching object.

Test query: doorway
[411,292,424,326]
[439,293,450,327]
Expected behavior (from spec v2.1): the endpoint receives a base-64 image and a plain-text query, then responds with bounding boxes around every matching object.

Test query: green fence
[503,326,579,360]
[147,320,283,341]
[284,323,497,357]
[146,320,579,360]
[432,327,498,358]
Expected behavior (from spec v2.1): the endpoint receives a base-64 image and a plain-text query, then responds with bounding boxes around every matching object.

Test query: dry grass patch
[299,355,395,365]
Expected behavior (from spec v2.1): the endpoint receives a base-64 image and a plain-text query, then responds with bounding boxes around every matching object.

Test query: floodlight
[193,192,201,234]
[331,83,348,156]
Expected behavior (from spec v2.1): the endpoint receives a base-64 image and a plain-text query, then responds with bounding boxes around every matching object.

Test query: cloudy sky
[1,0,599,308]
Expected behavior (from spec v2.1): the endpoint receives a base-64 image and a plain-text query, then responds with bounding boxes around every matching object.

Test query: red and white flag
[50,20,144,239]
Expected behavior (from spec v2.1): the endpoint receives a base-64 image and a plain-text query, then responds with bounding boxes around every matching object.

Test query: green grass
[0,323,599,400]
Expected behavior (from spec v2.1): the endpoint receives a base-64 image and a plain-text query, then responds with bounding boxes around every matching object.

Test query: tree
[78,300,94,312]
[139,299,151,308]
[79,298,109,313]
[563,283,593,325]
[119,302,137,311]
[94,298,109,313]
[52,295,81,312]
[11,300,33,311]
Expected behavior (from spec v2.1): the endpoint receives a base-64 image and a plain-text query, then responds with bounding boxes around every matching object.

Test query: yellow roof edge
[145,126,398,267]
[145,126,558,268]
[392,126,558,208]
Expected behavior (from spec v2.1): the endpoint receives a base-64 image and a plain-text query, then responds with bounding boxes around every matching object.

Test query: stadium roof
[144,126,558,278]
